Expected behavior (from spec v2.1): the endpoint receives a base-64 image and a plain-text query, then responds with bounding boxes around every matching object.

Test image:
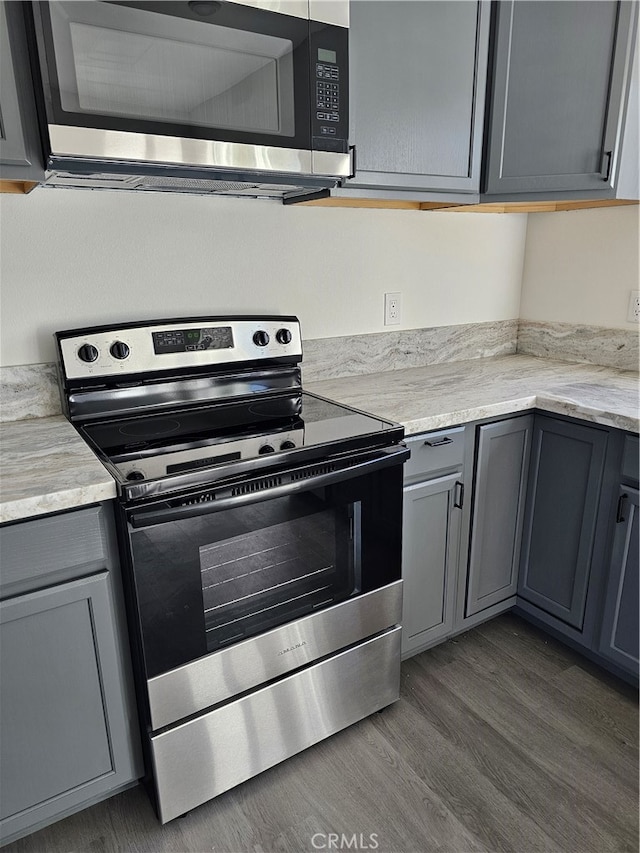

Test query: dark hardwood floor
[6,615,638,853]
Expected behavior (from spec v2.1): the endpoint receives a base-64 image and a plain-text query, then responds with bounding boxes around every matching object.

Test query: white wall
[520,205,640,329]
[0,188,527,367]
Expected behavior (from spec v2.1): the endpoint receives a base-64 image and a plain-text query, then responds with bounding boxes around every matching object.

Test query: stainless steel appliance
[30,1,352,198]
[55,316,407,823]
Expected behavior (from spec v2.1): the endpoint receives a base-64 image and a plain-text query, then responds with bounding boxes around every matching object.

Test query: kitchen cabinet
[597,436,639,679]
[515,414,637,677]
[517,416,609,637]
[318,0,637,206]
[0,504,142,846]
[484,1,637,196]
[345,0,490,195]
[0,1,44,185]
[465,416,533,617]
[598,486,639,676]
[401,428,466,657]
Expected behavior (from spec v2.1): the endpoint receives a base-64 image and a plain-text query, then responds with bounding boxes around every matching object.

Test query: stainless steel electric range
[55,316,407,823]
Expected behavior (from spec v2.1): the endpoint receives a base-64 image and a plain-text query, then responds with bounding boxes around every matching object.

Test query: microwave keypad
[316,62,339,125]
[316,81,339,110]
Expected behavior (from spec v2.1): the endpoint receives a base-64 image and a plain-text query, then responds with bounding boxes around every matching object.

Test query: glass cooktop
[81,392,398,485]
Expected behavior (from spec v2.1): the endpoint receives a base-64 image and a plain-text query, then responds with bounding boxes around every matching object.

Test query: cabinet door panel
[0,2,44,180]
[466,416,532,616]
[347,1,490,192]
[485,1,634,194]
[402,473,460,655]
[518,417,608,629]
[0,580,113,818]
[0,569,140,842]
[599,487,639,675]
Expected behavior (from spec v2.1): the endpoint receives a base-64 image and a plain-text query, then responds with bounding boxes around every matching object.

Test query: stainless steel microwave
[30,1,352,198]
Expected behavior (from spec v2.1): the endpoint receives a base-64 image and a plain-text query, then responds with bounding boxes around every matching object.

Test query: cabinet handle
[616,492,628,523]
[454,480,464,509]
[600,150,612,182]
[424,436,453,447]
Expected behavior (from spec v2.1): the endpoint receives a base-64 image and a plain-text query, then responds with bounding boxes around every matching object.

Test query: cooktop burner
[118,418,182,440]
[83,393,302,454]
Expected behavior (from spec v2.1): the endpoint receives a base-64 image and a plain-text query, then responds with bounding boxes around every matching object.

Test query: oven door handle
[128,444,409,529]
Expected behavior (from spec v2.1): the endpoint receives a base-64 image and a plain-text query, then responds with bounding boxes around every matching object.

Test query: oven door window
[126,467,402,679]
[38,1,311,147]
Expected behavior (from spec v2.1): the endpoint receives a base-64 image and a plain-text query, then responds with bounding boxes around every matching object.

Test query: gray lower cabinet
[598,487,639,676]
[0,2,44,182]
[401,429,465,657]
[465,415,533,617]
[345,1,490,194]
[0,504,142,845]
[484,1,637,196]
[518,416,609,634]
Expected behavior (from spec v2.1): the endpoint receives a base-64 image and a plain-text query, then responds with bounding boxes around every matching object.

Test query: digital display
[318,48,337,64]
[152,327,234,354]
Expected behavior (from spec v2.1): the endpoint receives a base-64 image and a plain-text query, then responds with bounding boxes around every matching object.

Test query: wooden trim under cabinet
[296,197,639,213]
[0,180,39,194]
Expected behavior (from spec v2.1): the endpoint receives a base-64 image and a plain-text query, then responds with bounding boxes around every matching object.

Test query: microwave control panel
[311,23,348,154]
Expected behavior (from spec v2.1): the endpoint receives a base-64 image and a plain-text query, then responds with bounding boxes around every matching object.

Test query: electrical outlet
[384,292,401,325]
[627,290,640,323]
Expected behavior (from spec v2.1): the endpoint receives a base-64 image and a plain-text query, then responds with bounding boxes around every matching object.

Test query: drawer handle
[424,437,453,447]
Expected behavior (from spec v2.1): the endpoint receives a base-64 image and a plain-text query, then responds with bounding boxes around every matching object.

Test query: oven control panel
[57,317,303,381]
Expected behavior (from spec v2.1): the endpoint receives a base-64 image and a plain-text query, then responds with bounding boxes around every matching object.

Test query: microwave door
[33,1,317,173]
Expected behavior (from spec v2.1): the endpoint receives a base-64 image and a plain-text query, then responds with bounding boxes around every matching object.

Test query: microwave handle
[129,444,409,529]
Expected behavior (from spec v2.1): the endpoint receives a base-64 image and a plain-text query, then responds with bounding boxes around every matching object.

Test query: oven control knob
[280,440,296,450]
[258,444,275,454]
[77,343,99,363]
[253,330,270,347]
[126,470,145,481]
[110,341,130,360]
[276,328,292,345]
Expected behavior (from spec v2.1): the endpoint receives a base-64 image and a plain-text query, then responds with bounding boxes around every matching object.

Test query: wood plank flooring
[5,614,638,853]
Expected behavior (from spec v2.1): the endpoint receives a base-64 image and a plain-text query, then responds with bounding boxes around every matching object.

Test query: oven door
[123,444,406,729]
[32,0,350,175]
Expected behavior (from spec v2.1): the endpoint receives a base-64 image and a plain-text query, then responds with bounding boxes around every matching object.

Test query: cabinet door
[0,572,139,842]
[346,1,490,193]
[485,1,637,195]
[598,487,639,676]
[518,416,608,630]
[0,2,44,181]
[466,416,532,617]
[402,472,462,656]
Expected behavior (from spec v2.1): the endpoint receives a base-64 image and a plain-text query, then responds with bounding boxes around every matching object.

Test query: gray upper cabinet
[345,1,490,194]
[518,416,609,633]
[484,1,638,196]
[0,504,142,846]
[466,416,532,617]
[0,2,44,182]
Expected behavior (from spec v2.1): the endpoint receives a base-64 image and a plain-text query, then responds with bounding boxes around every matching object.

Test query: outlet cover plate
[627,290,640,323]
[384,292,401,325]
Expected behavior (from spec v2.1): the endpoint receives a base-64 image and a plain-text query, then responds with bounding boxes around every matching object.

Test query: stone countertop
[0,416,116,524]
[306,354,639,435]
[1,355,637,524]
